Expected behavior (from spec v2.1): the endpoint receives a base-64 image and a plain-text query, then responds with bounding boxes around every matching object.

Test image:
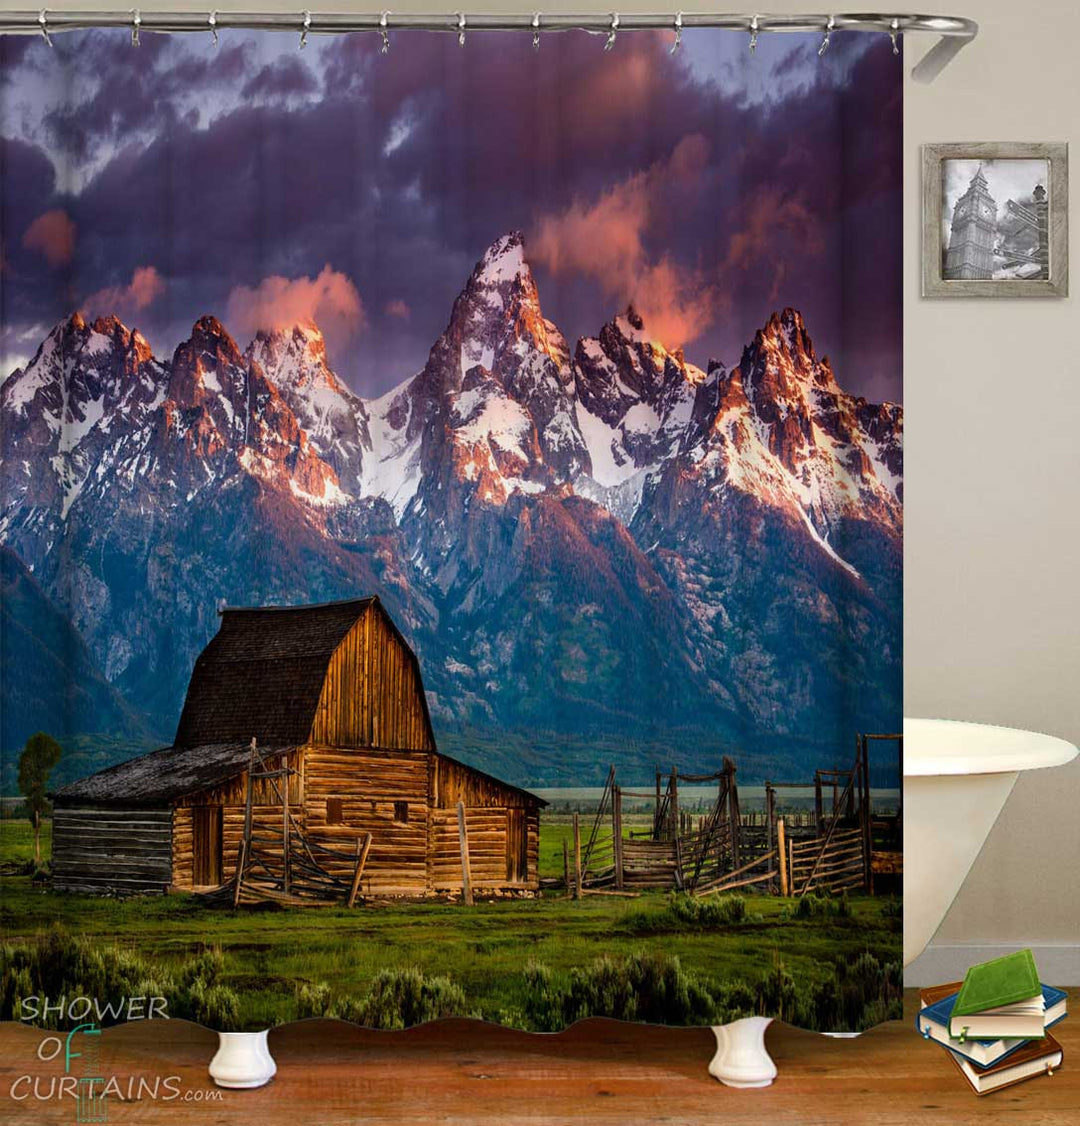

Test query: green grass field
[1,819,902,1030]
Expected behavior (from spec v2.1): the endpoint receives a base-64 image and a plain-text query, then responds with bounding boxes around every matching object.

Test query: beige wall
[8,1,1079,972]
[899,0,1080,978]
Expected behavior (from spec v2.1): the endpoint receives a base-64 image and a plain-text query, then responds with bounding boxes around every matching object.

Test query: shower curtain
[1,27,902,1036]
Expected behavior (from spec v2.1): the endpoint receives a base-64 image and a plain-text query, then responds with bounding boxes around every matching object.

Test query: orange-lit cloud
[384,299,411,320]
[23,210,77,266]
[532,136,718,348]
[82,265,166,319]
[226,265,364,347]
[722,187,824,305]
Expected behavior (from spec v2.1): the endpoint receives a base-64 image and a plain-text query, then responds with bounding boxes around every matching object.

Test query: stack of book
[917,950,1067,1096]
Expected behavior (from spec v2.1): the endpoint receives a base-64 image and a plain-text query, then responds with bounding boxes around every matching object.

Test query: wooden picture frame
[922,142,1068,297]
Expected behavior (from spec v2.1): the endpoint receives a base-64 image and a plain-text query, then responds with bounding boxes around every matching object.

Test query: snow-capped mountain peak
[0,234,903,772]
[475,229,531,288]
[244,322,371,495]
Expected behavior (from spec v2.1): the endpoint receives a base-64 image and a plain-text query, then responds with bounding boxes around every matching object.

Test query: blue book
[917,985,1067,1068]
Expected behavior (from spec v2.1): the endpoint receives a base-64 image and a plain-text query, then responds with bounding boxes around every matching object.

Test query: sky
[0,27,902,403]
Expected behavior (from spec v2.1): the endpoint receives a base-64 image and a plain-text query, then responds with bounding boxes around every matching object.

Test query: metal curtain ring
[380,11,390,54]
[670,11,682,54]
[300,10,311,49]
[38,8,52,46]
[532,12,540,50]
[131,8,141,47]
[605,12,619,51]
[749,15,759,53]
[819,15,835,56]
[457,12,466,47]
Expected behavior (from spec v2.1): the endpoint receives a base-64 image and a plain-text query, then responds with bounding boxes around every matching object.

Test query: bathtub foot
[708,1016,776,1088]
[208,1030,277,1089]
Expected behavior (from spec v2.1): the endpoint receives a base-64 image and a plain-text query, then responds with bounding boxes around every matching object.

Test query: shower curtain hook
[380,11,390,54]
[605,13,619,51]
[818,15,834,57]
[38,9,52,47]
[748,15,759,54]
[299,10,310,49]
[457,12,466,47]
[208,10,218,48]
[532,12,541,50]
[130,9,141,47]
[670,12,682,54]
[890,17,900,55]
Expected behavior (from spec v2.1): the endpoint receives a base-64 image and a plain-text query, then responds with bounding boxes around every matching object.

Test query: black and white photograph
[922,142,1068,298]
[942,159,1050,281]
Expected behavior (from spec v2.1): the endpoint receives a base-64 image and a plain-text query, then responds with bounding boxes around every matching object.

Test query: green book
[950,950,1044,1041]
[954,950,1041,1016]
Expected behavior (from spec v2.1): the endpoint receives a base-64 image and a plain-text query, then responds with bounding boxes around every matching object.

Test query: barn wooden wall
[53,808,173,895]
[430,808,540,891]
[310,607,434,751]
[171,805,285,889]
[433,756,535,810]
[170,750,302,889]
[304,745,431,895]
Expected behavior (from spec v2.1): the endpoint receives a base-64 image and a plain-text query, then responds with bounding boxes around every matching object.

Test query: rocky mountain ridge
[0,232,902,782]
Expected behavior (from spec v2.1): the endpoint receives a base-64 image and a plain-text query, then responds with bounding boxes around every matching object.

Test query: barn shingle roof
[53,742,293,807]
[173,598,375,747]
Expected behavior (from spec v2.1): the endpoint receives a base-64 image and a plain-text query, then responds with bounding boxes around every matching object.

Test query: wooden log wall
[172,806,193,889]
[53,808,172,895]
[304,745,431,895]
[430,808,539,891]
[433,755,536,810]
[621,838,680,889]
[310,605,434,751]
[171,804,284,889]
[172,750,303,809]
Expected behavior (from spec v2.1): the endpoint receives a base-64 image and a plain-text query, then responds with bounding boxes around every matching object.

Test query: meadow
[1,819,902,1032]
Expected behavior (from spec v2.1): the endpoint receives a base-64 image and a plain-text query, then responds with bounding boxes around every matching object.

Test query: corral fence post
[776,817,788,896]
[613,784,624,890]
[456,800,474,906]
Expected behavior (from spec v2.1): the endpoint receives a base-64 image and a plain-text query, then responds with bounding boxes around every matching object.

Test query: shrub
[296,968,476,1029]
[789,891,851,920]
[0,925,242,1030]
[712,979,758,1023]
[755,953,801,1024]
[670,893,749,927]
[523,951,718,1031]
[622,892,759,935]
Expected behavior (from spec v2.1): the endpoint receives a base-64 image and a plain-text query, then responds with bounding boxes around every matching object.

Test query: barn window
[393,801,409,824]
[326,798,344,825]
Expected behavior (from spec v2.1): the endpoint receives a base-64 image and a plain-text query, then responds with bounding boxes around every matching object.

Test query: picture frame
[922,142,1068,297]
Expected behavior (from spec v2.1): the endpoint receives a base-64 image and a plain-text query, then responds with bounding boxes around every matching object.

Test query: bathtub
[903,717,1078,968]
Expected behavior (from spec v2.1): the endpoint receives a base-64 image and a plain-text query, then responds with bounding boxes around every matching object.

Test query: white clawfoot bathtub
[709,717,1078,1088]
[903,718,1078,968]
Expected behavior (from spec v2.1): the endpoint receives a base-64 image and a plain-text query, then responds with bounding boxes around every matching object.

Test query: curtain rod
[1,10,977,83]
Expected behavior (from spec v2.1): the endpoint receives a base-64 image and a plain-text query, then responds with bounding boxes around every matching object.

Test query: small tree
[17,732,62,864]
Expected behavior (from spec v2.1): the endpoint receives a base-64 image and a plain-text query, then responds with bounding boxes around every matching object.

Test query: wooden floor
[1,991,1075,1124]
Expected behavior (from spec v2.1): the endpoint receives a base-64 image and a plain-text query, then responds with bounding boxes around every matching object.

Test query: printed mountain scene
[2,28,903,1035]
[0,233,902,787]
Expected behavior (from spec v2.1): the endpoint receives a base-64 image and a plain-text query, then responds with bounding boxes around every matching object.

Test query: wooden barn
[51,598,545,900]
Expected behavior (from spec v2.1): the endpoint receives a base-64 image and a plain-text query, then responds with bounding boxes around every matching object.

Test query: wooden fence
[787,826,866,896]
